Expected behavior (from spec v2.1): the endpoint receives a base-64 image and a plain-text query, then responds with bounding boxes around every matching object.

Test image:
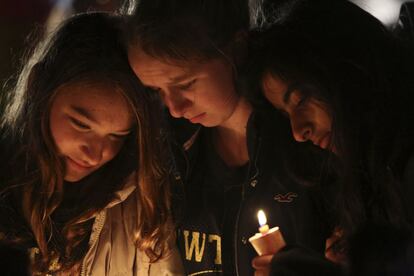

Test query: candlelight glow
[258,210,267,226]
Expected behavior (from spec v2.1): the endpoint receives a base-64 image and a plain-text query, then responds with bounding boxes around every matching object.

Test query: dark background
[0,0,409,97]
[0,0,125,96]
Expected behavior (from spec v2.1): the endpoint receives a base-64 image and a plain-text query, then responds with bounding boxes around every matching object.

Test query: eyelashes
[145,79,197,96]
[176,79,196,91]
[69,117,90,130]
[296,94,309,107]
[68,116,131,141]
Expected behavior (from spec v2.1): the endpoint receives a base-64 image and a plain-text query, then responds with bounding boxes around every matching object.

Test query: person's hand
[252,254,273,276]
[325,227,347,264]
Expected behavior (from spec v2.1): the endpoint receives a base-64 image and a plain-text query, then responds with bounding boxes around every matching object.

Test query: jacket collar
[104,172,137,210]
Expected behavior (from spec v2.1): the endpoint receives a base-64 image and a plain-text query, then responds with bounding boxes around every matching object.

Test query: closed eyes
[283,86,307,108]
[69,117,90,130]
[175,79,196,91]
[109,133,130,141]
[69,116,132,140]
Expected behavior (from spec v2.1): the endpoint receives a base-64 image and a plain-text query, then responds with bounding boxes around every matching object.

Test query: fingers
[254,268,270,276]
[252,254,273,270]
[325,227,346,264]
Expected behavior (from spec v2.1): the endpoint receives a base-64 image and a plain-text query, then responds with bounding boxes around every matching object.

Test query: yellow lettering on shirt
[208,234,222,264]
[184,230,206,262]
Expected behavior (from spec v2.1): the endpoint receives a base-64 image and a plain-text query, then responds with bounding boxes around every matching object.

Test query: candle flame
[257,210,267,226]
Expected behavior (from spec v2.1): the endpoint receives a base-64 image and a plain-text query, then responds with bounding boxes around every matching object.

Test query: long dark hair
[248,0,414,237]
[1,12,171,273]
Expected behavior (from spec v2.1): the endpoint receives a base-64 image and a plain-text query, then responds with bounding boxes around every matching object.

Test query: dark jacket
[270,146,414,276]
[170,107,338,276]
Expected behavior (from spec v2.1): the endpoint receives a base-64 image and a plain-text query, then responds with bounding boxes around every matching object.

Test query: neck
[214,97,252,167]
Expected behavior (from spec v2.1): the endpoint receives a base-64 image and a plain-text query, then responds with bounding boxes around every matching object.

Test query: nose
[163,92,191,118]
[290,118,313,142]
[80,138,104,166]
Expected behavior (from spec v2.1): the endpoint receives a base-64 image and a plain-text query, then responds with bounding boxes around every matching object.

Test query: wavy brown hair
[1,12,171,273]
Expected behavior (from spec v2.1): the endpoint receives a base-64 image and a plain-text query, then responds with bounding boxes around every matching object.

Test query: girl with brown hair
[126,1,338,275]
[0,12,183,275]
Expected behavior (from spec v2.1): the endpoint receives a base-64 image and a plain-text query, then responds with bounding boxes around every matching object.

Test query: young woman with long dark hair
[0,12,183,275]
[248,0,414,274]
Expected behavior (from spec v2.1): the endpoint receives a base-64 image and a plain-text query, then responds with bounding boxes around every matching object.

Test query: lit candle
[258,210,269,233]
[249,209,286,256]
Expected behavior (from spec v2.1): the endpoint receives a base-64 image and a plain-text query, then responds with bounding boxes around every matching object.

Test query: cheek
[313,105,332,131]
[291,107,312,124]
[203,81,238,110]
[289,109,307,129]
[295,103,332,132]
[102,140,126,163]
[263,90,283,112]
[49,116,77,154]
[206,67,238,104]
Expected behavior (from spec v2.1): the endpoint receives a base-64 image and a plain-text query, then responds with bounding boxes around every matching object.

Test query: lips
[316,132,331,150]
[66,156,94,171]
[188,112,206,124]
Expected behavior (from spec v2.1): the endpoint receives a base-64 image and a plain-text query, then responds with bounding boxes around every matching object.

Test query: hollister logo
[274,192,298,203]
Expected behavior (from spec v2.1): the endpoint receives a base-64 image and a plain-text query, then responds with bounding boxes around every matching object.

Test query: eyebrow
[69,105,99,124]
[69,105,133,133]
[168,72,193,84]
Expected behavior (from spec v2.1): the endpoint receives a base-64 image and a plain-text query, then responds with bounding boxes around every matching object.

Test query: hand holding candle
[249,210,286,256]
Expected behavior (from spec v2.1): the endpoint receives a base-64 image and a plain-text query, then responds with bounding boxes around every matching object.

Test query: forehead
[54,81,120,102]
[53,82,134,126]
[128,46,201,85]
[261,72,288,109]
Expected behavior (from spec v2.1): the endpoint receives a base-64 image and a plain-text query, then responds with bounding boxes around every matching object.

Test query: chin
[200,118,224,128]
[200,122,215,127]
[64,173,88,183]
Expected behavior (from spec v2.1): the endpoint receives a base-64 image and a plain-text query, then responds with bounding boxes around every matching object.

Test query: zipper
[181,127,201,181]
[234,136,261,276]
[168,126,197,184]
[180,145,191,182]
[233,181,244,276]
[80,211,106,276]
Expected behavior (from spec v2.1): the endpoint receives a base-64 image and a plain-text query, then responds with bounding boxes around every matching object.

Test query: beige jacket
[79,175,184,276]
